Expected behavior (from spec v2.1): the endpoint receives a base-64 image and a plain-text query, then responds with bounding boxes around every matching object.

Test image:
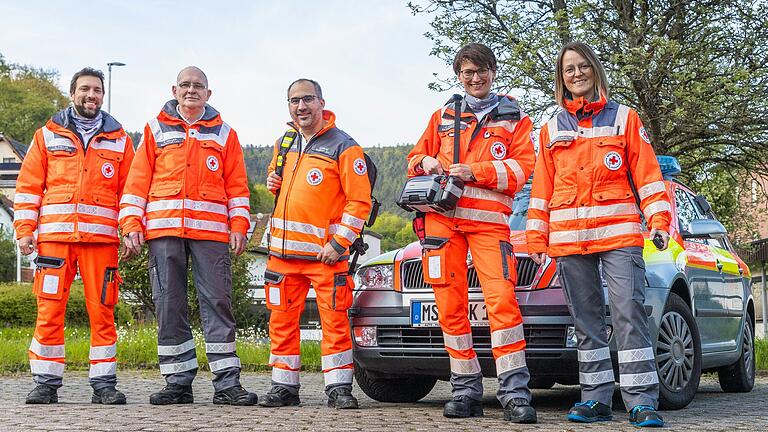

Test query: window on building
[2,157,15,163]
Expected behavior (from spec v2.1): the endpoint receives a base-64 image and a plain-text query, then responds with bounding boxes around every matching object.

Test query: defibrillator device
[396,94,465,213]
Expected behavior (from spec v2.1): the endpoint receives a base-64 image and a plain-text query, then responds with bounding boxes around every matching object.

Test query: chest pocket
[47,144,79,177]
[593,136,631,194]
[150,141,185,197]
[199,141,226,202]
[548,139,578,191]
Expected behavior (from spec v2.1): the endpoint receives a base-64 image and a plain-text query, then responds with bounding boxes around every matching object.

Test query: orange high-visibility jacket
[14,110,135,244]
[407,95,536,225]
[119,101,251,243]
[267,110,372,260]
[526,95,672,257]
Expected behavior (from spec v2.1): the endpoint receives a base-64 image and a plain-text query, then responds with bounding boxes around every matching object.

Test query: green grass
[0,324,321,373]
[756,337,768,372]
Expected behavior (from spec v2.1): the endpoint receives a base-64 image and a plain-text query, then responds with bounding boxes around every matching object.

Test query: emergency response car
[350,156,755,409]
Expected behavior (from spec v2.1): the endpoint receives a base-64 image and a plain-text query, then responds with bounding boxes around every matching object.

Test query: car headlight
[356,264,394,290]
[353,326,377,347]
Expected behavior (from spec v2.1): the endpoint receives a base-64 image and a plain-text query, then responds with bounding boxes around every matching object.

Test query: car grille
[400,256,540,290]
[376,324,566,353]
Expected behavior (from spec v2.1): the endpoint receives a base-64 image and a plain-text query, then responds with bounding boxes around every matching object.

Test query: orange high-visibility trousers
[264,257,354,391]
[29,241,120,389]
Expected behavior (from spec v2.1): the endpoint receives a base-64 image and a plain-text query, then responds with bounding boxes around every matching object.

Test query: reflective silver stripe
[78,222,118,237]
[270,237,323,253]
[271,217,325,239]
[228,197,250,209]
[30,359,65,377]
[443,332,473,351]
[40,204,77,215]
[495,350,527,375]
[578,347,611,363]
[118,206,144,220]
[526,219,549,232]
[529,198,550,212]
[341,213,365,230]
[42,127,77,151]
[462,186,513,209]
[89,344,117,360]
[449,356,482,375]
[485,119,516,133]
[576,125,617,138]
[579,369,615,385]
[491,160,508,191]
[206,342,236,353]
[184,217,228,233]
[452,207,509,225]
[328,224,339,235]
[209,357,241,372]
[14,210,39,221]
[504,159,525,191]
[272,367,300,385]
[38,222,75,233]
[157,339,196,356]
[335,225,358,243]
[120,194,147,207]
[146,217,183,230]
[615,104,630,132]
[146,199,183,212]
[321,349,353,370]
[643,201,671,220]
[269,354,301,370]
[29,338,64,358]
[491,324,524,348]
[619,371,659,387]
[91,136,127,153]
[549,222,642,244]
[76,204,118,220]
[183,199,227,215]
[89,361,117,378]
[324,368,353,386]
[14,193,43,206]
[159,358,199,375]
[193,122,231,148]
[638,181,666,200]
[149,118,186,145]
[617,347,654,364]
[228,208,250,220]
[550,203,639,223]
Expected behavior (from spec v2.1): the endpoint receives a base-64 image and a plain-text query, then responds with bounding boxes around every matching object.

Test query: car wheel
[717,313,755,393]
[656,292,702,410]
[354,365,437,403]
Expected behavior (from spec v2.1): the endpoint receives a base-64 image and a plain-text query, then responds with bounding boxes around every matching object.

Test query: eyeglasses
[563,64,592,77]
[288,95,319,105]
[177,82,207,90]
[459,68,491,80]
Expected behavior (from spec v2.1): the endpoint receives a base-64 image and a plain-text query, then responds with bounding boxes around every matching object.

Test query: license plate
[411,300,489,327]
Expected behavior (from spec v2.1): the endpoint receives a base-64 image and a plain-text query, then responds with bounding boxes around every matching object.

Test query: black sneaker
[327,387,359,409]
[567,400,613,423]
[504,398,537,423]
[25,384,58,404]
[443,395,483,418]
[92,387,127,405]
[149,384,194,405]
[258,386,300,407]
[213,385,258,406]
[629,405,664,427]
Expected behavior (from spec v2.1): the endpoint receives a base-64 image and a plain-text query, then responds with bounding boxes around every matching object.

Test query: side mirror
[694,194,712,215]
[682,219,727,239]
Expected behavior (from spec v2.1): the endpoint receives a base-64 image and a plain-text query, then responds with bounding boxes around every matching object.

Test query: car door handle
[716,260,723,272]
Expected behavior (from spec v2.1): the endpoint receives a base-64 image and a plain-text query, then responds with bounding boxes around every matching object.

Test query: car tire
[354,365,437,403]
[656,292,702,410]
[717,313,755,393]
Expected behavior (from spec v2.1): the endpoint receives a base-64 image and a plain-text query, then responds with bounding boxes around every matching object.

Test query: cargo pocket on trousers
[101,267,121,306]
[332,272,353,311]
[422,236,449,286]
[149,255,164,302]
[630,252,647,302]
[264,270,288,311]
[500,241,517,282]
[32,256,67,300]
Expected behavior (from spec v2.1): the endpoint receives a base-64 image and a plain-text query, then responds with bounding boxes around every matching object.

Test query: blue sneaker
[567,400,613,423]
[629,405,664,427]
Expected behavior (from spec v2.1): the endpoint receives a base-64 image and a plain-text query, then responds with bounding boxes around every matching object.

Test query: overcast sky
[0,0,456,147]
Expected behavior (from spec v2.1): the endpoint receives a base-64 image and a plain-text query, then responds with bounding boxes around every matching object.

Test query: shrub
[0,228,16,282]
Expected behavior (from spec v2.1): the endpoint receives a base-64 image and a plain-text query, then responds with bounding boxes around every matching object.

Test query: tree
[0,228,16,282]
[0,52,69,144]
[370,211,417,251]
[249,182,275,214]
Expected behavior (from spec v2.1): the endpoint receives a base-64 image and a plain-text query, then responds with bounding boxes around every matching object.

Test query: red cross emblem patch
[206,155,220,172]
[101,162,115,179]
[353,158,367,175]
[604,151,623,171]
[307,168,323,186]
[639,126,651,144]
[490,142,507,160]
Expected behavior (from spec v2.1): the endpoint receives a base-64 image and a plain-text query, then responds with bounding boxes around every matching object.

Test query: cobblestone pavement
[0,372,765,431]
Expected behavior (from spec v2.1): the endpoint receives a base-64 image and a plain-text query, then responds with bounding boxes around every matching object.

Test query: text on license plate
[411,300,489,327]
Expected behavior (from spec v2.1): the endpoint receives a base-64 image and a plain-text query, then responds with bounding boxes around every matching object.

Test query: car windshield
[508,183,531,231]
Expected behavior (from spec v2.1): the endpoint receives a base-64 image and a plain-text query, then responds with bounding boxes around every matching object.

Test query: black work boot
[213,385,258,406]
[504,398,538,423]
[25,384,58,404]
[567,400,613,423]
[92,386,127,405]
[443,395,483,418]
[327,387,359,409]
[629,405,664,427]
[258,386,300,407]
[149,384,194,405]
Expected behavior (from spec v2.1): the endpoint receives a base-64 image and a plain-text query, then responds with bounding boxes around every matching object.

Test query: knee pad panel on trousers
[33,256,67,301]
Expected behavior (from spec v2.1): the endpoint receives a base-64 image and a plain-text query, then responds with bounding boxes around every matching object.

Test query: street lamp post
[106,62,126,113]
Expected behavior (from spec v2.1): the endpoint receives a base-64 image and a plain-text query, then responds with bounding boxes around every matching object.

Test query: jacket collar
[50,107,123,134]
[287,110,337,140]
[160,99,221,125]
[442,94,521,121]
[564,92,607,118]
